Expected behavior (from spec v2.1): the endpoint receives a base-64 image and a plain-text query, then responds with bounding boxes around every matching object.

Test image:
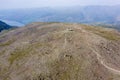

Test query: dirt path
[63,29,69,49]
[63,38,67,49]
[73,26,120,75]
[91,48,120,75]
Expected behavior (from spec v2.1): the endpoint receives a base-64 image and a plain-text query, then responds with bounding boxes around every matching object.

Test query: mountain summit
[0,22,120,80]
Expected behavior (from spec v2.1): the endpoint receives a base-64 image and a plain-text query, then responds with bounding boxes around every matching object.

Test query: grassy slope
[0,22,120,80]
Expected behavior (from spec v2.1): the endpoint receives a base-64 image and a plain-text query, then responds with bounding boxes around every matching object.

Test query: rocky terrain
[0,22,120,80]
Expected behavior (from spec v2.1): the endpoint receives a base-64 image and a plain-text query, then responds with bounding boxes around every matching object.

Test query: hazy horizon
[0,0,120,10]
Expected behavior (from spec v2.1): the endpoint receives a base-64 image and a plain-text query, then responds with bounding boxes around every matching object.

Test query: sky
[0,0,120,9]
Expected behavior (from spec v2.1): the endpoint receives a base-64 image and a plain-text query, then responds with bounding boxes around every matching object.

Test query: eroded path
[91,48,120,75]
[72,26,120,75]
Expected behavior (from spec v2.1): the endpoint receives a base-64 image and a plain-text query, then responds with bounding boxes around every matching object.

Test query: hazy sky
[0,0,120,9]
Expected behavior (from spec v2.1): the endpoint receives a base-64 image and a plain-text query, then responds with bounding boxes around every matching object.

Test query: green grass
[0,40,15,47]
[8,42,50,65]
[95,30,120,41]
[84,26,120,41]
[0,50,6,56]
[8,46,33,65]
[46,54,87,80]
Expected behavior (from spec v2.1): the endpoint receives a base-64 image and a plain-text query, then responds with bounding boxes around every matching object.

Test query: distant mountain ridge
[0,5,120,28]
[0,19,24,27]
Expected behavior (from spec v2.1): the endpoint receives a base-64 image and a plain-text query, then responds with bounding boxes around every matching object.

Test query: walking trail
[64,26,120,75]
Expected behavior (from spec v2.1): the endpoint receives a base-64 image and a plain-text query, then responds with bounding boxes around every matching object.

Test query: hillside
[0,22,120,80]
[0,21,13,32]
